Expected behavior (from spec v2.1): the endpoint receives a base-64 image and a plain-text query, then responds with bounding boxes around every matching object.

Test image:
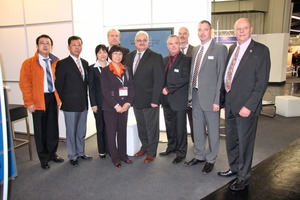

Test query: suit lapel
[199,41,214,72]
[234,40,255,78]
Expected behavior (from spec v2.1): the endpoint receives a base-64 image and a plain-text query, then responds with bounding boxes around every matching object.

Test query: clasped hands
[115,102,131,113]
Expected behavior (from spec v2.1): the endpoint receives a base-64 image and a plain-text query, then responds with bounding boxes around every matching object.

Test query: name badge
[174,69,179,73]
[119,87,128,96]
[208,56,214,60]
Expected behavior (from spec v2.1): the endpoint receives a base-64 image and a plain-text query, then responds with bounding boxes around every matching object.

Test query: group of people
[19,17,270,191]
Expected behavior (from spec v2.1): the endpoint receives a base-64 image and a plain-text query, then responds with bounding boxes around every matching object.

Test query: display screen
[119,28,174,57]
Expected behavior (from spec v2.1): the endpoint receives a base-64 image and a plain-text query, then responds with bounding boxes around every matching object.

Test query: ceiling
[290,0,300,37]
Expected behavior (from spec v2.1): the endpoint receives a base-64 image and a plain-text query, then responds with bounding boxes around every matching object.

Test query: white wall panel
[152,0,211,24]
[0,0,24,26]
[26,22,73,59]
[23,0,72,24]
[0,27,27,81]
[102,0,152,26]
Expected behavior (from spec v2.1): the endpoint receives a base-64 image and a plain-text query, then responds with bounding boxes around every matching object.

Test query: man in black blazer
[123,31,165,163]
[178,27,195,142]
[218,18,271,191]
[160,35,191,164]
[107,28,129,62]
[55,36,92,166]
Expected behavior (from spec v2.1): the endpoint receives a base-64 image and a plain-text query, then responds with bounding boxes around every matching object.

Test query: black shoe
[79,155,93,160]
[218,169,236,177]
[184,158,205,166]
[50,155,64,163]
[230,179,249,191]
[99,153,106,159]
[202,162,214,174]
[70,159,78,166]
[172,156,184,164]
[41,163,50,169]
[159,150,173,156]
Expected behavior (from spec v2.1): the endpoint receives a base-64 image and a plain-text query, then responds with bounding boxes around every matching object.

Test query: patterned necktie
[76,58,84,79]
[133,52,141,74]
[192,46,204,88]
[43,58,53,93]
[225,46,240,92]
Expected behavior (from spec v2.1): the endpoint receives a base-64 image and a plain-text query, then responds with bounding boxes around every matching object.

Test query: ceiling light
[292,15,300,20]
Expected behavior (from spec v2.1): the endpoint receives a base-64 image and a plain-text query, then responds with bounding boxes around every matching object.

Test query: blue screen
[120,28,174,58]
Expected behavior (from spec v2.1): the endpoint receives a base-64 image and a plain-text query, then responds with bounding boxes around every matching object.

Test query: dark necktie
[43,58,53,93]
[225,46,240,92]
[133,52,141,74]
[192,46,204,88]
[165,56,174,73]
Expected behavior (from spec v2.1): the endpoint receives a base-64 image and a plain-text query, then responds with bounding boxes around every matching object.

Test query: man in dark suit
[178,27,195,142]
[107,28,129,62]
[160,35,191,164]
[55,36,92,167]
[218,18,271,191]
[123,31,165,163]
[184,20,227,175]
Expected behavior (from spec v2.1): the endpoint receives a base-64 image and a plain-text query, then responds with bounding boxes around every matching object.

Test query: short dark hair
[108,45,123,60]
[36,34,53,46]
[95,44,108,55]
[68,36,82,45]
[199,20,212,29]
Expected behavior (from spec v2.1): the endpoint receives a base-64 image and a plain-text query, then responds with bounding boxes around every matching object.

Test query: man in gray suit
[184,20,227,175]
[218,18,270,191]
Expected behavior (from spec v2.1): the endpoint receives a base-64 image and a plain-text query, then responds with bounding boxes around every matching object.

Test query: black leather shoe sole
[230,179,249,191]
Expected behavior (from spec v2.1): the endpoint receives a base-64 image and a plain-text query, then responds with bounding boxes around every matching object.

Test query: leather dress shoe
[230,179,249,191]
[124,159,133,164]
[80,155,93,160]
[99,153,106,159]
[41,163,50,169]
[134,149,146,157]
[184,158,205,166]
[218,169,236,177]
[70,159,78,166]
[51,155,64,163]
[159,150,174,156]
[144,155,155,163]
[202,162,214,174]
[172,156,184,164]
[114,162,122,168]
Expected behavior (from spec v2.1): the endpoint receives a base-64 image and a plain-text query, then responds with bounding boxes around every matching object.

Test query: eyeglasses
[235,27,250,31]
[39,42,51,46]
[136,39,148,43]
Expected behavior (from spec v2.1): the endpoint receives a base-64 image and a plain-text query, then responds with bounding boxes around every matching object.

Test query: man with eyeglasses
[123,31,165,163]
[218,18,271,191]
[20,34,64,170]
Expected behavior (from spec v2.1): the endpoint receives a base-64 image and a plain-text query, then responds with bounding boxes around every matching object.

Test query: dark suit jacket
[162,53,191,111]
[186,44,194,57]
[88,64,105,108]
[100,65,134,111]
[55,55,89,112]
[221,39,271,116]
[123,48,165,109]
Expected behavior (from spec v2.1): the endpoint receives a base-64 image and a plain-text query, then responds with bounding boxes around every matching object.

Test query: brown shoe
[144,155,155,163]
[134,149,146,157]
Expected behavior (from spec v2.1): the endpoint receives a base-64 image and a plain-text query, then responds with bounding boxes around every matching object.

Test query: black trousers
[32,93,59,165]
[93,109,108,154]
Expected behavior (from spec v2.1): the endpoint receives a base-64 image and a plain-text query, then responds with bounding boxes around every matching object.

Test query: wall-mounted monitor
[119,28,174,57]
